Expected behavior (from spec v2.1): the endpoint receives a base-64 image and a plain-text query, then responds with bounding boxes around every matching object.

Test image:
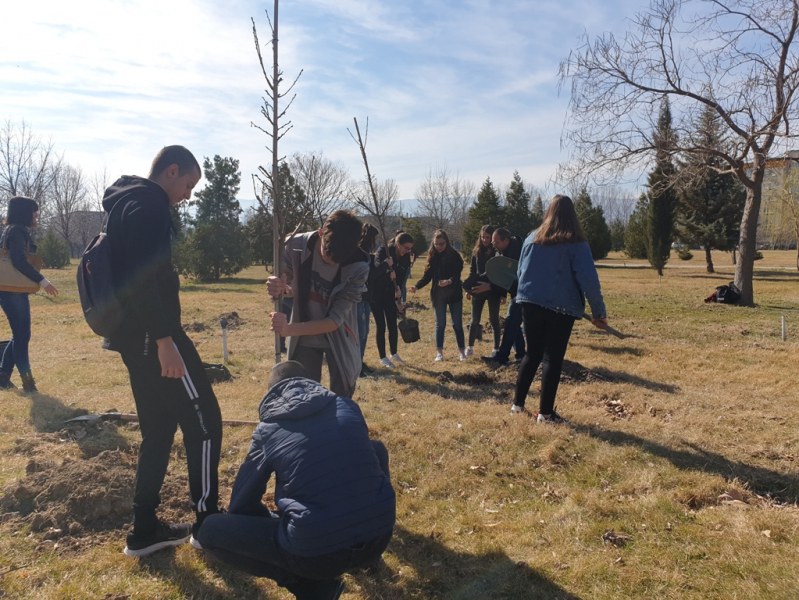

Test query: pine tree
[530,195,545,231]
[402,218,428,256]
[574,188,612,259]
[676,105,745,273]
[646,98,678,276]
[624,195,650,259]
[182,155,250,281]
[503,171,534,237]
[463,177,503,250]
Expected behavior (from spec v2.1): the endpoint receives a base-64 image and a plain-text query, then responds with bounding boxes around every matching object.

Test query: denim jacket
[515,232,606,319]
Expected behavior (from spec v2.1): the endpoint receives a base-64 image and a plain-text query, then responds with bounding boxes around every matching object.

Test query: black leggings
[370,299,398,359]
[468,293,501,347]
[513,303,575,414]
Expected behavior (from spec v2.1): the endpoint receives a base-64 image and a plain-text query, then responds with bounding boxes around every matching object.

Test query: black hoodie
[101,175,180,348]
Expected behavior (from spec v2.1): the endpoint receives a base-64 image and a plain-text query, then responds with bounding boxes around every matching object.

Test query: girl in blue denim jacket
[512,195,608,423]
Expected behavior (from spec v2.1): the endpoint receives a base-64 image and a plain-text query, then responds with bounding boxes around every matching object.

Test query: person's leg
[0,293,31,375]
[120,349,179,534]
[433,302,447,352]
[385,301,399,357]
[487,295,502,350]
[468,295,485,347]
[539,311,576,416]
[493,299,522,362]
[513,303,546,409]
[170,331,223,524]
[325,349,356,399]
[291,345,325,383]
[370,302,388,359]
[450,301,465,350]
[0,293,17,383]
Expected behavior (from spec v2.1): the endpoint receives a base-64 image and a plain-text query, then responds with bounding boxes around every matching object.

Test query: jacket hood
[102,176,167,212]
[258,377,338,422]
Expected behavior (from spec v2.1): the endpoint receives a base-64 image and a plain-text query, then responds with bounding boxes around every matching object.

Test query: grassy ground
[0,250,797,599]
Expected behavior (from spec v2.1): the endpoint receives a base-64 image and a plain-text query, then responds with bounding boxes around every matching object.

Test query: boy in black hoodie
[103,145,223,557]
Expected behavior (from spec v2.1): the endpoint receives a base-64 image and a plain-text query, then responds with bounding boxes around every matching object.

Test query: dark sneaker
[481,356,508,369]
[0,376,16,390]
[291,577,344,600]
[190,508,225,550]
[20,372,37,393]
[536,411,569,425]
[123,521,191,557]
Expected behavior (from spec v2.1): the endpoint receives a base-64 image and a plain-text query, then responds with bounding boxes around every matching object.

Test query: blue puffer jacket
[515,232,606,319]
[228,377,396,557]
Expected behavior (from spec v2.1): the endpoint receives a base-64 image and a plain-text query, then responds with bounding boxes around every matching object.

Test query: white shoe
[510,404,524,414]
[458,350,467,361]
[464,346,474,357]
[390,353,405,365]
[434,352,444,362]
[380,357,394,368]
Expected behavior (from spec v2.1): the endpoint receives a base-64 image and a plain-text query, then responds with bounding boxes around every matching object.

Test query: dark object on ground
[705,281,741,304]
[63,412,257,427]
[203,362,232,383]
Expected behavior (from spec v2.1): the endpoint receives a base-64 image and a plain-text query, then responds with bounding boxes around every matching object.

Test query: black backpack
[76,202,126,337]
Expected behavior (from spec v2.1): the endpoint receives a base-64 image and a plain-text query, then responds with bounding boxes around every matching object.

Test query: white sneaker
[458,350,467,361]
[464,346,474,357]
[390,353,405,365]
[380,357,394,368]
[510,404,524,414]
[434,352,444,362]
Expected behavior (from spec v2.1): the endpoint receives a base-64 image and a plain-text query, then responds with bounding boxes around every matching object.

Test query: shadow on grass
[584,344,644,357]
[140,525,582,600]
[29,393,130,458]
[571,422,799,504]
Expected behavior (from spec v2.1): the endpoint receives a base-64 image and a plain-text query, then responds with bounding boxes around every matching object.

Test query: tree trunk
[734,184,762,307]
[704,246,714,273]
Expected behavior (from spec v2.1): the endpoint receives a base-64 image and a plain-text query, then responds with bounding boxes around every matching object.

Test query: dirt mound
[0,448,190,552]
[219,311,243,329]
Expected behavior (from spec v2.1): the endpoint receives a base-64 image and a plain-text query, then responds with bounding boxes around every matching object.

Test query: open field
[1,250,798,599]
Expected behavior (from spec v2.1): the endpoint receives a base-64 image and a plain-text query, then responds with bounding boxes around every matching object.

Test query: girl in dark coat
[370,232,414,368]
[0,196,58,392]
[410,229,465,362]
[465,224,502,357]
[358,224,380,376]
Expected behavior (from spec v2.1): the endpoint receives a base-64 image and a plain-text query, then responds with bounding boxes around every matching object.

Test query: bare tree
[50,164,89,254]
[348,117,397,244]
[559,0,799,305]
[0,120,59,216]
[88,168,110,211]
[289,151,351,226]
[415,165,475,245]
[251,0,302,362]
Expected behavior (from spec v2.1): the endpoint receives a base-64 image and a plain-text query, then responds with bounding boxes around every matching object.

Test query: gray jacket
[282,231,368,393]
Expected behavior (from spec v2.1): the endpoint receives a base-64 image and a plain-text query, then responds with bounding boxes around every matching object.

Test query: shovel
[63,412,258,427]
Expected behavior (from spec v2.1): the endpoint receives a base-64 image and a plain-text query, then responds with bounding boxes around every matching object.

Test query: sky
[2,0,649,211]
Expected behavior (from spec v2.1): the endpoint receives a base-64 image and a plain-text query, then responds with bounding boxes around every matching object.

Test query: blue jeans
[495,298,525,362]
[433,301,465,350]
[357,300,371,360]
[0,291,32,375]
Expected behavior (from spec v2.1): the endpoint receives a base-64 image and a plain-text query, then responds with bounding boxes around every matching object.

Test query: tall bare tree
[415,165,476,240]
[289,151,351,226]
[348,117,397,244]
[0,120,59,216]
[559,0,799,305]
[50,164,89,254]
[251,0,302,362]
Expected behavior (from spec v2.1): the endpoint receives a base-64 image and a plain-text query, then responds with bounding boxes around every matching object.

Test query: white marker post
[220,317,229,363]
[781,315,786,341]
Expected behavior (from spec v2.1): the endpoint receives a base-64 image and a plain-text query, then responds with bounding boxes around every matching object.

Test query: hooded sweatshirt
[101,175,180,347]
[228,377,396,557]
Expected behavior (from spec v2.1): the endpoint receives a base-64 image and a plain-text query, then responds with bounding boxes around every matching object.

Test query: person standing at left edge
[103,146,223,557]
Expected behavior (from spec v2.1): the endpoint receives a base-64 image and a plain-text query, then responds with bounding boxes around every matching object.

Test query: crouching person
[197,361,395,600]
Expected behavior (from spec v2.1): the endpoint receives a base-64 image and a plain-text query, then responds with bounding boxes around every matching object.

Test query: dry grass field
[0,249,798,599]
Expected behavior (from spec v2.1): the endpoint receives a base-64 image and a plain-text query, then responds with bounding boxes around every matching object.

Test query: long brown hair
[425,229,454,268]
[472,224,495,258]
[534,195,585,245]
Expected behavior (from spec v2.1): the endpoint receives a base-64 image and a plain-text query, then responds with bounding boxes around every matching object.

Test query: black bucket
[398,318,420,344]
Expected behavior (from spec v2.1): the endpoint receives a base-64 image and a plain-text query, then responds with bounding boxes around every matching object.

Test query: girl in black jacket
[410,229,465,362]
[465,224,501,357]
[370,232,414,368]
[0,196,58,391]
